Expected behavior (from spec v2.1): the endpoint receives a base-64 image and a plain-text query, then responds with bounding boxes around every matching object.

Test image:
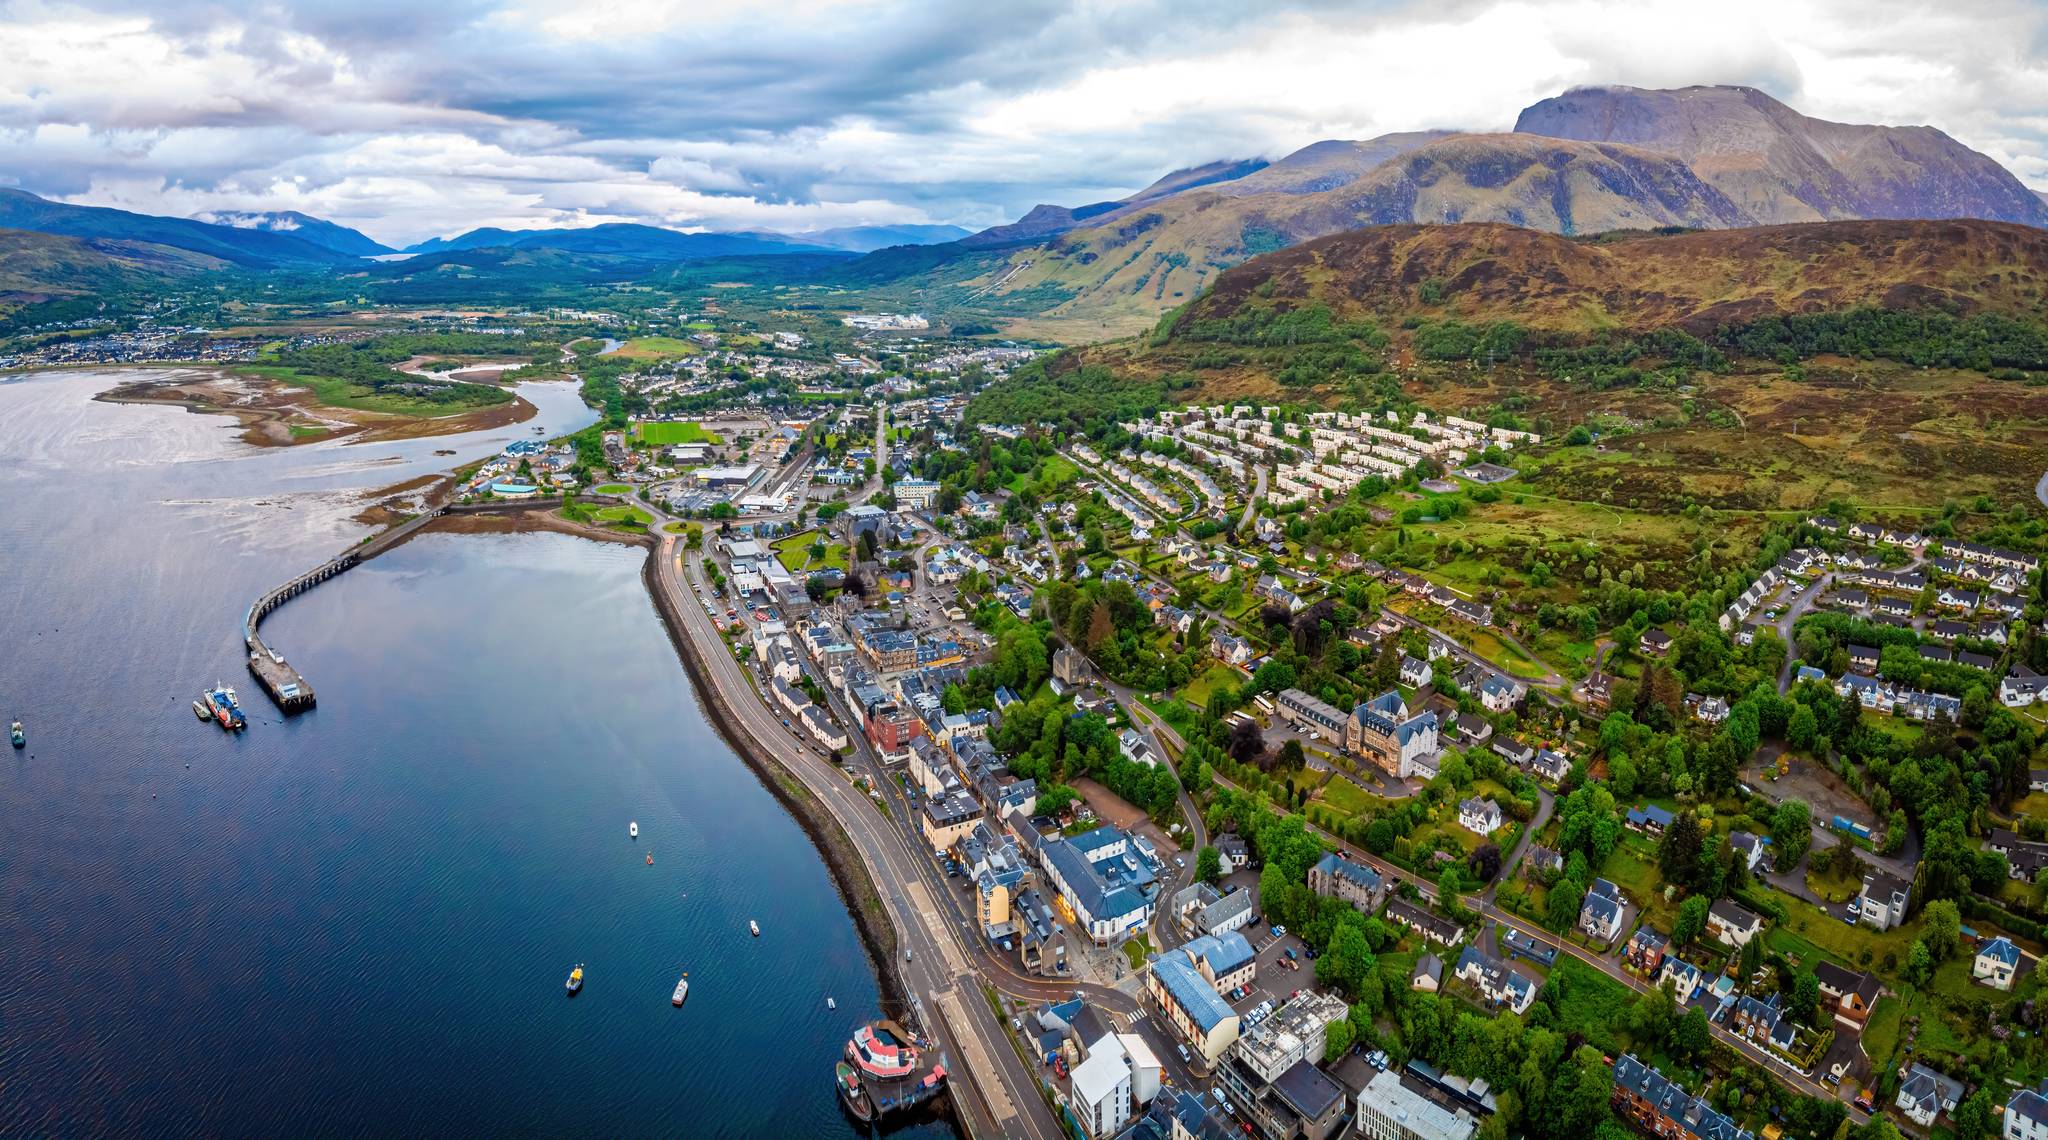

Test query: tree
[1790,971,1820,1023]
[1772,798,1813,869]
[1673,895,1709,945]
[1658,810,1705,883]
[1468,842,1503,884]
[1324,1015,1357,1061]
[1903,940,1933,986]
[1228,718,1265,764]
[1318,923,1374,998]
[1675,1006,1710,1061]
[1277,739,1306,770]
[1921,899,1961,961]
[1953,1089,1999,1140]
[1195,845,1222,885]
[1546,880,1585,933]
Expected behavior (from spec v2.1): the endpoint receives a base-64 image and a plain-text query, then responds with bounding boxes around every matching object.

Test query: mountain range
[197,210,395,257]
[888,84,2048,335]
[0,83,2043,338]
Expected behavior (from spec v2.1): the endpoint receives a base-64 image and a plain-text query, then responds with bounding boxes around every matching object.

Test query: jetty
[241,508,446,712]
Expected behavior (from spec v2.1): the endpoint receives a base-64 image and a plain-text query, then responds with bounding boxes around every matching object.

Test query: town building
[2005,1081,2048,1140]
[1975,936,2022,991]
[1354,1068,1479,1140]
[1040,826,1158,944]
[1452,946,1536,1014]
[1215,990,1350,1140]
[1706,899,1763,948]
[1386,898,1465,946]
[1308,852,1387,915]
[1896,1063,1965,1129]
[1146,952,1240,1067]
[1277,688,1350,745]
[1611,1054,1754,1140]
[1579,878,1627,943]
[1456,798,1502,836]
[1856,870,1911,931]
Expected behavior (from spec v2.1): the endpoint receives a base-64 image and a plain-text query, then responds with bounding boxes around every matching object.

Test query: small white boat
[827,996,837,1010]
[629,820,639,839]
[749,920,761,937]
[673,973,690,1007]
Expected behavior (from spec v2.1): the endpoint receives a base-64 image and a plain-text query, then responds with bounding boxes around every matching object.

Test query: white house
[1974,936,2021,991]
[1457,797,1502,837]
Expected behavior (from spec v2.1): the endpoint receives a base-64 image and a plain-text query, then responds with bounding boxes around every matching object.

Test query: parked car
[1178,1043,1191,1064]
[1271,925,1286,938]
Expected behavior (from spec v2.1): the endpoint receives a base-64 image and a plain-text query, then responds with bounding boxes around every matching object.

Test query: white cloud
[0,0,2039,245]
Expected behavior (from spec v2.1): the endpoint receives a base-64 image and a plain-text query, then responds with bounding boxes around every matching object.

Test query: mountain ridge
[196,210,395,257]
[0,189,354,269]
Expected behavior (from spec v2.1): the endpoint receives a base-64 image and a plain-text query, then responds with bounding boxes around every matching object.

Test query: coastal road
[655,535,1062,1140]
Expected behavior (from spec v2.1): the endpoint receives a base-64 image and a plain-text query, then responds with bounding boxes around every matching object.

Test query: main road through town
[653,529,1062,1140]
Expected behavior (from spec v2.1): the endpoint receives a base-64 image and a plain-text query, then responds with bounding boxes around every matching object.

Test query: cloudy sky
[2,0,2044,246]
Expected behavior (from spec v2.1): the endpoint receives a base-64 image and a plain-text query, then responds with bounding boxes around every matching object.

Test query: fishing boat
[646,852,654,865]
[672,973,689,1007]
[201,683,246,731]
[629,820,638,839]
[565,964,584,995]
[836,1061,873,1123]
[749,920,760,937]
[9,720,23,749]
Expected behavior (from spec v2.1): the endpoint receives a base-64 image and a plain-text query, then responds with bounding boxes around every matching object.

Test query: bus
[1252,695,1276,715]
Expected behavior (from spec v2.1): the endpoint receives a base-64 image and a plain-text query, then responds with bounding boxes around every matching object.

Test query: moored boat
[629,820,638,839]
[672,973,689,1006]
[749,919,760,937]
[836,1061,873,1123]
[193,699,211,721]
[203,683,246,731]
[565,964,584,995]
[9,720,22,749]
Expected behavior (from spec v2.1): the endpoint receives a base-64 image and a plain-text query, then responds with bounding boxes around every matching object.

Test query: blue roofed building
[1308,852,1387,914]
[1039,826,1158,944]
[1181,931,1258,994]
[1146,952,1241,1067]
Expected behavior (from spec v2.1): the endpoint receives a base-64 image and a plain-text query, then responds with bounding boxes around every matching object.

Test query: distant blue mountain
[402,223,833,260]
[0,189,353,268]
[198,210,393,256]
[775,224,973,252]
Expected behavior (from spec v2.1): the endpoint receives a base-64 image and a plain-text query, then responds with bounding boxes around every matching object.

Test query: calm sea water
[0,370,947,1138]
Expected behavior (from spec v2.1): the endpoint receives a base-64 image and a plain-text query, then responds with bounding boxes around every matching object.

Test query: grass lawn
[1315,776,1387,820]
[592,505,652,529]
[772,530,848,573]
[614,336,702,360]
[287,424,328,440]
[1862,995,1905,1066]
[632,420,723,445]
[1122,933,1154,972]
[1762,893,1916,973]
[1179,664,1240,709]
[590,483,634,495]
[1602,844,1679,933]
[1011,454,1079,494]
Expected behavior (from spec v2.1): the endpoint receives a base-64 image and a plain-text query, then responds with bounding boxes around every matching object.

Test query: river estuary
[0,369,948,1138]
